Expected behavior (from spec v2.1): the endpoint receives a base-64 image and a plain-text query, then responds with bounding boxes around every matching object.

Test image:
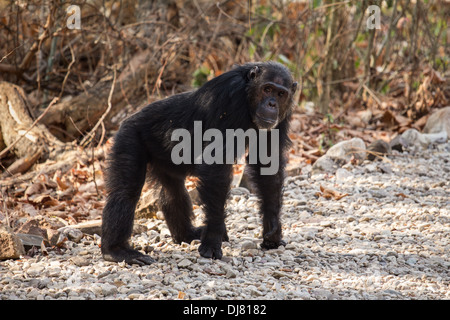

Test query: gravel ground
[0,145,449,300]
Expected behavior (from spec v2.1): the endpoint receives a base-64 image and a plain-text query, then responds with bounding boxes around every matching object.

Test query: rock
[241,240,257,250]
[132,224,148,235]
[47,229,61,246]
[406,257,417,266]
[178,258,193,268]
[225,268,239,279]
[16,233,44,248]
[312,288,333,300]
[194,295,215,300]
[389,134,408,152]
[197,257,212,265]
[57,227,84,243]
[312,155,341,174]
[369,189,390,198]
[286,162,303,176]
[335,168,352,182]
[272,270,293,279]
[366,139,391,161]
[400,128,447,149]
[320,220,334,228]
[230,187,250,196]
[100,283,118,296]
[0,226,25,260]
[295,290,311,299]
[70,256,90,267]
[377,163,393,174]
[26,263,45,277]
[326,138,366,161]
[15,219,48,241]
[423,106,450,136]
[312,138,366,174]
[135,188,160,218]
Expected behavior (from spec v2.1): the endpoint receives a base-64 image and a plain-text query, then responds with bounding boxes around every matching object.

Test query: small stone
[272,270,293,279]
[241,240,257,250]
[406,257,417,266]
[295,290,311,299]
[423,106,450,136]
[47,267,62,277]
[312,288,333,299]
[58,227,84,243]
[304,231,315,240]
[225,268,238,279]
[0,227,25,260]
[197,257,212,265]
[156,211,165,220]
[386,251,398,257]
[128,293,144,300]
[247,223,258,230]
[26,264,45,277]
[70,256,90,267]
[100,283,118,296]
[366,139,391,161]
[335,168,352,181]
[320,221,334,228]
[178,258,193,268]
[327,138,366,161]
[248,285,264,297]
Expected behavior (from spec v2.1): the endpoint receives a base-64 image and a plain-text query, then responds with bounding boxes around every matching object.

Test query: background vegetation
[0,0,448,224]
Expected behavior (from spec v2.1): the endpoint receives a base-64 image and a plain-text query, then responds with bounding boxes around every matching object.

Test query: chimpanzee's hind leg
[156,172,202,244]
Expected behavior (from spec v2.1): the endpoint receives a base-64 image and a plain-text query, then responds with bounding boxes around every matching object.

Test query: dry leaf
[318,185,349,200]
[56,177,70,190]
[24,182,46,197]
[381,110,412,128]
[30,194,59,207]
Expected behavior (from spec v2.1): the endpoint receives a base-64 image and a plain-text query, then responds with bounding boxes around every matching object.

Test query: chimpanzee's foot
[198,238,223,260]
[102,245,155,266]
[261,239,286,250]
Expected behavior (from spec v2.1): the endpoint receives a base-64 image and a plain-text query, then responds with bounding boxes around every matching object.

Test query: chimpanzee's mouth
[255,115,277,129]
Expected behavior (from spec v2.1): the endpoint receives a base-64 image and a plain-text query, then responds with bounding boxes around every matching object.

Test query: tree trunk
[0,82,63,160]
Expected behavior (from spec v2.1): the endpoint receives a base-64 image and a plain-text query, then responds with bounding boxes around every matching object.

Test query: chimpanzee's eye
[264,87,272,94]
[278,91,285,97]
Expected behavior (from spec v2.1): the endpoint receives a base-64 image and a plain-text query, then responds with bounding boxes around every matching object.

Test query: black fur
[101,61,297,265]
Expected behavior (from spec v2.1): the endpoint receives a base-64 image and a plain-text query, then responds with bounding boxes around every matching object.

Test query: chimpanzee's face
[247,63,297,130]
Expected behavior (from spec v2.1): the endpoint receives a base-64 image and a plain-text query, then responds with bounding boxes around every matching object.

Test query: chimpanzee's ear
[292,82,298,93]
[248,66,260,80]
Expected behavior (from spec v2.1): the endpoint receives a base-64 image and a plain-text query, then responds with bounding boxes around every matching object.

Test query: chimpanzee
[101,61,298,265]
